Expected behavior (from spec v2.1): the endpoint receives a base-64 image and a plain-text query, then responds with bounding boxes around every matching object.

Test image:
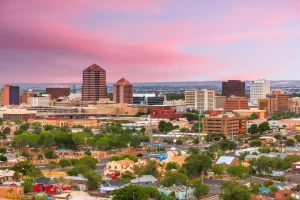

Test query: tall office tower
[250,79,270,105]
[82,64,107,101]
[2,85,20,105]
[113,78,133,104]
[222,80,245,97]
[194,89,216,112]
[184,90,195,107]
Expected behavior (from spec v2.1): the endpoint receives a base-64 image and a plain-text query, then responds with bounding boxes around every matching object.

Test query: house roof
[3,153,15,158]
[102,180,127,187]
[259,153,287,159]
[245,154,257,159]
[66,176,87,181]
[2,181,21,186]
[36,177,51,185]
[0,169,16,177]
[215,156,237,165]
[131,175,158,184]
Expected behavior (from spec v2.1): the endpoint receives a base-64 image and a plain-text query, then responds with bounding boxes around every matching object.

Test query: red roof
[116,78,130,84]
[84,64,105,71]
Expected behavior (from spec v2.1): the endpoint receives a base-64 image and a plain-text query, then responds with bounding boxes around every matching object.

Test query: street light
[185,179,189,200]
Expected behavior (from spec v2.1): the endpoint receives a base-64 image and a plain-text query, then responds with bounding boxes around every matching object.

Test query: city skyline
[1,1,300,83]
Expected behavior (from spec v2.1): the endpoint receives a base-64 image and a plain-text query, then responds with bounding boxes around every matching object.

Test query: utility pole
[150,117,153,151]
[185,179,188,200]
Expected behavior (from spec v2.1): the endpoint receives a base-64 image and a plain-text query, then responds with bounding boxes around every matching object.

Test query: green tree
[120,171,135,183]
[59,159,72,169]
[254,156,276,175]
[159,121,177,133]
[248,124,260,134]
[285,139,295,147]
[250,140,262,147]
[218,139,237,152]
[72,131,89,148]
[112,184,161,200]
[259,122,271,133]
[190,178,209,198]
[0,147,6,154]
[21,178,35,193]
[270,185,278,193]
[0,155,7,162]
[14,119,22,125]
[83,172,101,191]
[161,171,188,187]
[165,162,180,171]
[44,149,57,159]
[238,151,250,161]
[47,161,58,175]
[0,118,3,125]
[191,121,202,132]
[247,113,258,120]
[227,165,250,179]
[180,127,189,133]
[263,179,274,187]
[12,161,43,179]
[3,127,11,134]
[250,181,262,195]
[220,181,250,200]
[37,154,43,162]
[85,149,91,156]
[182,154,212,178]
[295,135,300,142]
[211,165,226,178]
[187,147,200,154]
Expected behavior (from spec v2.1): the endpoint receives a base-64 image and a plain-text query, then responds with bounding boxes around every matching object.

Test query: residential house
[131,175,158,187]
[292,162,300,173]
[99,180,128,196]
[0,170,21,183]
[158,186,195,200]
[285,147,300,155]
[65,176,88,191]
[215,156,240,166]
[4,153,26,163]
[105,158,135,176]
[0,185,24,199]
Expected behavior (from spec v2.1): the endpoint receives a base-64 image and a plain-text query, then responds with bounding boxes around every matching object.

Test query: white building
[250,79,271,105]
[28,96,50,107]
[195,89,215,112]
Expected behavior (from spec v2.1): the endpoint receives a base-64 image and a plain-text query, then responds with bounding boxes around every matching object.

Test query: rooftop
[215,156,237,165]
[116,78,131,84]
[131,175,158,184]
[84,63,105,71]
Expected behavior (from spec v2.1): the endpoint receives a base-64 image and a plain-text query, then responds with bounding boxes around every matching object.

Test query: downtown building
[82,64,107,101]
[113,78,133,104]
[224,96,249,113]
[222,80,245,97]
[46,86,70,100]
[258,90,288,112]
[250,79,271,105]
[184,89,215,112]
[2,85,20,106]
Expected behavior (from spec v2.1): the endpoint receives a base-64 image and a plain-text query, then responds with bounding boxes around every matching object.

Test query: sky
[1,0,300,83]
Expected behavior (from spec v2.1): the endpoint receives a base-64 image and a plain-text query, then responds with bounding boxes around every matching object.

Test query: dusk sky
[1,0,300,83]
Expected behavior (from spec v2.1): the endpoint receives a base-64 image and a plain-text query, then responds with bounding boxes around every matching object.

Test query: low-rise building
[233,109,267,119]
[0,108,37,122]
[150,109,184,119]
[0,170,22,183]
[285,147,300,155]
[202,114,247,135]
[158,186,195,200]
[105,158,135,176]
[131,175,158,187]
[0,185,24,199]
[224,96,249,113]
[28,118,99,128]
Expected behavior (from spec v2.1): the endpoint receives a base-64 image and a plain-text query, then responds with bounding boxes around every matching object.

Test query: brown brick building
[21,90,38,104]
[113,78,133,104]
[258,90,288,112]
[222,80,245,97]
[82,64,107,101]
[202,114,247,135]
[224,96,248,113]
[46,87,70,100]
